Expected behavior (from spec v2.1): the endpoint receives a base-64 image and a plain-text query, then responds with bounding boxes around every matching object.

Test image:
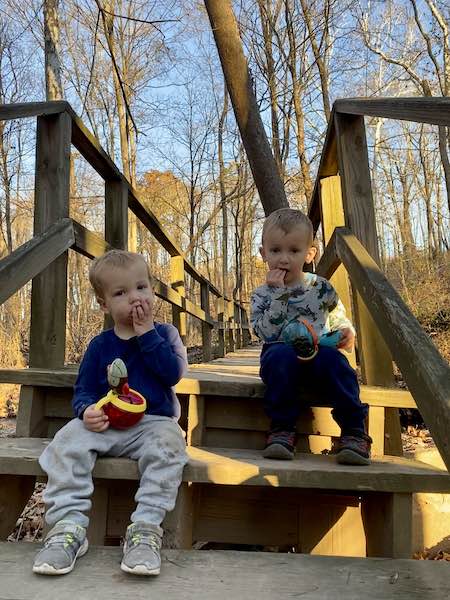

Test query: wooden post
[234,302,242,349]
[105,180,128,249]
[200,282,213,362]
[171,256,186,342]
[217,296,226,357]
[334,113,402,456]
[187,394,206,447]
[362,492,412,558]
[320,175,356,368]
[227,299,235,353]
[29,112,71,368]
[241,305,251,346]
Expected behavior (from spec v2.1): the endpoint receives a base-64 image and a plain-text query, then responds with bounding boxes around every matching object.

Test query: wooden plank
[319,175,356,368]
[72,220,111,259]
[335,226,450,471]
[70,113,124,182]
[0,366,418,407]
[2,544,450,600]
[1,440,448,493]
[203,428,334,454]
[362,492,413,558]
[205,400,341,437]
[335,97,450,127]
[193,484,299,546]
[299,500,365,556]
[0,219,74,305]
[153,278,215,325]
[29,112,71,369]
[0,100,68,121]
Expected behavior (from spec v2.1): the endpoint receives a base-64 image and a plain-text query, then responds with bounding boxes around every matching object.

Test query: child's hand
[337,328,355,352]
[132,297,155,336]
[266,269,286,287]
[83,404,109,432]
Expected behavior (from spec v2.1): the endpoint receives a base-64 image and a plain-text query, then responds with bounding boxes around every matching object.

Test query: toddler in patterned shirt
[250,208,372,463]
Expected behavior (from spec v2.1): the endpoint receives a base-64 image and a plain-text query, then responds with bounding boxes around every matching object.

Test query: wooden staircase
[1,99,450,595]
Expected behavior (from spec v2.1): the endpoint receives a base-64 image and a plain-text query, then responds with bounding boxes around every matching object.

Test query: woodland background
[0,0,449,415]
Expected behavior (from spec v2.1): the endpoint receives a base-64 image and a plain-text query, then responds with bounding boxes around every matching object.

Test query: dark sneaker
[32,521,88,575]
[121,522,162,576]
[335,432,372,465]
[263,429,296,460]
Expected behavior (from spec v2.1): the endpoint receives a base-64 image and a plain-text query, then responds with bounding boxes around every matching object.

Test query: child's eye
[270,248,280,253]
[137,284,147,290]
[114,290,124,297]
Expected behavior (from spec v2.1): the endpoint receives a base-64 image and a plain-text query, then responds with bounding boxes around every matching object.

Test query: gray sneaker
[32,521,88,575]
[121,522,162,576]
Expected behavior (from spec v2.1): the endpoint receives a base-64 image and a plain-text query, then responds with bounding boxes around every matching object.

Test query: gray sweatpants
[39,415,188,529]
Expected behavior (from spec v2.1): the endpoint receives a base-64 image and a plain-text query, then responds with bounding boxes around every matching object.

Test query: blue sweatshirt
[73,323,188,420]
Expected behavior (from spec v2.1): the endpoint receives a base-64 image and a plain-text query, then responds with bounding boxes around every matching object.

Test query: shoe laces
[128,530,160,551]
[45,532,78,550]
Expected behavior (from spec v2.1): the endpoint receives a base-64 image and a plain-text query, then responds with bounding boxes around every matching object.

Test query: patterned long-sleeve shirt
[250,273,355,343]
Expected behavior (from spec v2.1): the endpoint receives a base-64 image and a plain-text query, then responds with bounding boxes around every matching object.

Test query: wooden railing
[308,97,450,471]
[0,101,250,369]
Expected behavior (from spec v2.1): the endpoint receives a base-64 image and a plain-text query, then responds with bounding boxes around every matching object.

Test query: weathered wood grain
[0,365,417,407]
[0,219,74,305]
[0,439,448,492]
[29,112,71,369]
[335,97,450,127]
[0,100,69,121]
[335,227,450,471]
[72,220,111,259]
[2,544,449,600]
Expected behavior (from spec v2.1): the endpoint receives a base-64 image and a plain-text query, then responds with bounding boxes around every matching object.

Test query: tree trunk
[204,0,288,215]
[44,0,63,100]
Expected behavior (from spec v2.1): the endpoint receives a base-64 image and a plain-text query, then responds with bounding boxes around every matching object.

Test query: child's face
[260,225,316,285]
[98,260,154,327]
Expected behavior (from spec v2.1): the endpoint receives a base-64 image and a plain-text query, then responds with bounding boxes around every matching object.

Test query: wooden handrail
[317,227,450,472]
[334,97,450,127]
[0,102,249,358]
[0,219,74,305]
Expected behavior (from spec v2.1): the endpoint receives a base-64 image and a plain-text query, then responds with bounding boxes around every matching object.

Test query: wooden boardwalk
[0,542,449,600]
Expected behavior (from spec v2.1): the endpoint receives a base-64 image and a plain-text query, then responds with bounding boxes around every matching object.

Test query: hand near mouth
[266,268,287,287]
[131,298,154,336]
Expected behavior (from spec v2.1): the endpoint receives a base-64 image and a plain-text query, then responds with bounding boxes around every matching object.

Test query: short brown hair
[89,249,152,299]
[262,208,313,245]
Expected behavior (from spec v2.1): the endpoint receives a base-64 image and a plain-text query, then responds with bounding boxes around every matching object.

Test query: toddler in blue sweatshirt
[33,250,188,577]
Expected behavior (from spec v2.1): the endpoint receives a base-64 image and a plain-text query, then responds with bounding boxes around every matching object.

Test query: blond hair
[89,249,152,299]
[262,208,313,245]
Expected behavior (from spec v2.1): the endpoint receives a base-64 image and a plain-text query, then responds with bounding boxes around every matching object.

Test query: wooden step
[1,542,449,599]
[1,439,448,493]
[0,366,417,406]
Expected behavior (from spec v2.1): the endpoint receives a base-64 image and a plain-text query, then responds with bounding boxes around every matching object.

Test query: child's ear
[97,296,109,314]
[259,246,266,261]
[305,245,317,264]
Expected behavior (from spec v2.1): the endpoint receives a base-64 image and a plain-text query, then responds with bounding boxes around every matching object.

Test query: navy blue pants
[260,343,368,435]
